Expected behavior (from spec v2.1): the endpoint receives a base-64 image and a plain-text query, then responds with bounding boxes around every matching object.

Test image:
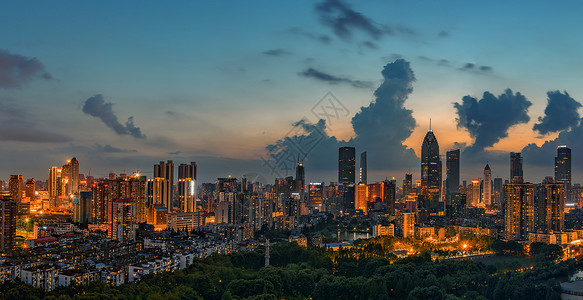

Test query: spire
[429,118,432,131]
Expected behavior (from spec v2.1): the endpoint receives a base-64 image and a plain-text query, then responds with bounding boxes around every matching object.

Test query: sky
[1,1,583,185]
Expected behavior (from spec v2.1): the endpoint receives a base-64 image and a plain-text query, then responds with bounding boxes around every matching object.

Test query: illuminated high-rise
[555,146,571,200]
[483,164,492,207]
[178,162,197,212]
[445,149,460,195]
[9,175,23,202]
[535,177,564,233]
[153,160,174,211]
[504,182,534,240]
[25,179,35,202]
[338,147,355,184]
[48,167,61,200]
[295,162,305,194]
[421,129,441,206]
[0,198,17,252]
[510,152,523,183]
[108,198,136,242]
[68,157,79,195]
[359,152,367,184]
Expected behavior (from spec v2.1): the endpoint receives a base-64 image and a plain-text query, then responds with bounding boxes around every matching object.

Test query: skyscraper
[483,164,492,207]
[359,152,367,184]
[493,178,503,208]
[445,149,460,195]
[555,146,571,200]
[339,147,355,212]
[510,152,523,183]
[48,167,61,201]
[295,162,305,194]
[338,147,355,184]
[178,162,197,212]
[68,157,79,195]
[108,198,136,242]
[153,160,174,211]
[403,174,413,196]
[9,175,23,202]
[0,198,17,252]
[535,177,564,233]
[25,178,35,201]
[504,182,534,240]
[421,129,441,207]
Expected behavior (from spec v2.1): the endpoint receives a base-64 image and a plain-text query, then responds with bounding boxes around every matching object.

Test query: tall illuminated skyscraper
[178,162,197,212]
[504,182,534,240]
[445,149,460,195]
[535,177,564,233]
[338,147,355,184]
[359,152,367,184]
[483,164,492,207]
[295,162,305,194]
[421,129,441,206]
[68,157,79,195]
[153,160,174,211]
[555,146,571,200]
[9,175,22,202]
[108,198,136,242]
[0,198,17,252]
[510,152,523,183]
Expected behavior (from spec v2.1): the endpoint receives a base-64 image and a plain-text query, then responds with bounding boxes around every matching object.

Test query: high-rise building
[153,160,174,211]
[397,212,415,238]
[555,146,571,200]
[483,164,492,207]
[0,198,17,252]
[308,182,325,212]
[446,149,460,195]
[421,129,442,208]
[403,174,413,196]
[295,162,305,194]
[510,152,523,183]
[48,167,61,200]
[504,182,534,240]
[68,157,79,195]
[9,175,23,202]
[535,177,565,233]
[178,162,197,213]
[25,178,36,201]
[359,152,367,184]
[108,198,136,242]
[383,180,396,215]
[355,182,368,213]
[73,191,92,224]
[493,178,504,208]
[470,179,481,207]
[338,147,355,184]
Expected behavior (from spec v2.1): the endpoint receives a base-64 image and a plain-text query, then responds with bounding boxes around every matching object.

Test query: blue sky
[1,1,583,184]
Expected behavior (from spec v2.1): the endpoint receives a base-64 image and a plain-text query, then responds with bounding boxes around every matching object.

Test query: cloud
[0,49,52,88]
[454,89,532,152]
[361,41,378,50]
[533,91,582,135]
[459,63,493,73]
[82,94,146,139]
[0,118,70,143]
[96,144,137,153]
[262,49,292,56]
[299,67,373,89]
[438,30,450,38]
[168,151,181,155]
[267,59,419,175]
[287,27,332,44]
[522,119,583,167]
[315,0,387,40]
[417,56,449,66]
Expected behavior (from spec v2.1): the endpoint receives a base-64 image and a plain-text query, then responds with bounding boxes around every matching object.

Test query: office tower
[360,152,367,184]
[555,146,572,200]
[0,199,17,252]
[73,191,92,224]
[9,175,23,202]
[25,178,35,201]
[91,181,112,223]
[504,182,534,240]
[383,180,396,215]
[470,180,481,207]
[355,182,368,213]
[178,162,197,212]
[339,146,355,212]
[535,177,565,233]
[338,147,356,184]
[108,199,136,242]
[447,193,466,218]
[122,176,147,223]
[421,129,442,206]
[48,167,61,201]
[403,174,413,196]
[446,149,460,195]
[153,160,174,211]
[493,178,503,208]
[397,212,415,238]
[510,152,523,183]
[295,162,305,194]
[308,182,325,212]
[68,157,79,194]
[483,164,492,207]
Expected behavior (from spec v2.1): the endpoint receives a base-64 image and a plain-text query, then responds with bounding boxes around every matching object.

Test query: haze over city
[2,1,583,184]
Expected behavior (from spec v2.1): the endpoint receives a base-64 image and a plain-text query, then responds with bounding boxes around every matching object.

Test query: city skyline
[2,1,583,184]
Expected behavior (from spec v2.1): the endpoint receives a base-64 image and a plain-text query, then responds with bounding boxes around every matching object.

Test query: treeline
[0,242,580,300]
